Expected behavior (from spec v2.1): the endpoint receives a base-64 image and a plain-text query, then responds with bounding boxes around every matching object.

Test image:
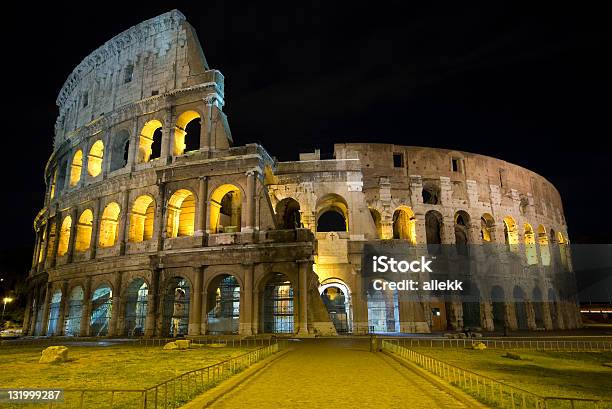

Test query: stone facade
[24,10,581,338]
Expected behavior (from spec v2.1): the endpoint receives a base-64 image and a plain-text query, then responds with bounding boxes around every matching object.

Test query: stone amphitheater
[24,10,580,338]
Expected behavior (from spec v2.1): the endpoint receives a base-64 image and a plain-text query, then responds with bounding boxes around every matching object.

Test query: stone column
[240,264,254,335]
[50,217,61,268]
[29,287,38,335]
[38,222,49,272]
[245,170,257,232]
[203,95,217,154]
[160,110,174,164]
[67,208,78,263]
[108,273,122,336]
[297,260,310,335]
[31,230,42,270]
[127,119,140,171]
[118,190,130,255]
[80,277,92,337]
[154,183,167,251]
[40,283,52,336]
[189,268,203,335]
[144,268,159,338]
[200,289,209,335]
[57,281,69,336]
[252,290,260,334]
[195,177,208,237]
[481,301,494,331]
[22,293,33,336]
[155,270,166,337]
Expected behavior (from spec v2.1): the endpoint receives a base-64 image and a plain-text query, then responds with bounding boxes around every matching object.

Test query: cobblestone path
[209,338,467,408]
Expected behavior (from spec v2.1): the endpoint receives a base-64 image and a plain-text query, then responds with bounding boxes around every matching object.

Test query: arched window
[538,225,551,266]
[524,223,538,265]
[90,285,112,336]
[47,291,62,336]
[319,281,352,334]
[69,150,83,187]
[556,231,568,269]
[75,209,93,252]
[167,189,195,237]
[513,286,528,329]
[425,210,443,254]
[124,278,148,337]
[110,130,130,172]
[99,202,120,247]
[87,140,104,177]
[393,206,417,244]
[454,211,470,256]
[174,111,201,156]
[206,274,241,335]
[210,184,241,233]
[138,120,163,163]
[129,195,155,242]
[64,286,84,336]
[503,216,519,252]
[276,198,301,229]
[263,273,294,334]
[57,215,72,256]
[316,194,348,232]
[480,213,495,243]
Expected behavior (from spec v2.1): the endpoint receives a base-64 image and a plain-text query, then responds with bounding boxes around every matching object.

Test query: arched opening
[162,277,190,337]
[90,284,112,336]
[167,189,195,237]
[462,283,481,329]
[262,273,294,334]
[57,159,67,194]
[210,184,241,233]
[480,213,495,243]
[276,198,301,229]
[369,208,383,239]
[110,130,130,172]
[454,211,470,256]
[206,274,240,335]
[320,282,352,334]
[537,225,551,266]
[532,287,544,328]
[425,210,443,254]
[124,278,148,337]
[556,231,568,269]
[47,291,62,336]
[513,286,528,330]
[99,202,121,247]
[75,209,93,252]
[87,140,104,177]
[491,286,506,332]
[422,183,440,204]
[393,206,417,243]
[524,223,538,265]
[174,111,201,155]
[57,215,72,256]
[503,216,519,252]
[316,194,348,232]
[138,120,163,163]
[548,288,559,329]
[69,150,83,187]
[367,279,399,333]
[64,286,84,336]
[129,195,155,242]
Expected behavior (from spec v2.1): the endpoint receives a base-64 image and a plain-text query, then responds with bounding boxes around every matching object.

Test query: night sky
[1,2,610,289]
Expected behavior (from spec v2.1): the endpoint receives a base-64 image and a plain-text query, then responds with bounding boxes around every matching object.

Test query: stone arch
[110,129,130,172]
[167,189,196,237]
[532,286,544,328]
[64,286,84,336]
[210,184,242,233]
[425,210,443,254]
[393,206,417,244]
[556,231,569,269]
[123,277,149,337]
[99,202,121,247]
[46,290,62,336]
[537,225,551,266]
[480,213,495,243]
[129,195,155,242]
[69,150,83,187]
[524,223,538,265]
[276,197,301,229]
[162,276,191,337]
[206,273,241,335]
[491,285,506,331]
[261,272,295,334]
[319,279,353,334]
[75,209,93,252]
[87,140,104,177]
[366,279,400,333]
[462,282,481,329]
[513,286,528,330]
[138,120,163,163]
[316,193,348,232]
[174,110,201,155]
[90,283,113,336]
[422,181,440,205]
[547,288,560,329]
[369,208,383,239]
[57,215,72,256]
[454,210,471,256]
[503,216,519,252]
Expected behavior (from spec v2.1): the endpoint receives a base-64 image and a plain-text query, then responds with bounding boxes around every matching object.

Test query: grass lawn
[411,346,612,401]
[0,343,256,408]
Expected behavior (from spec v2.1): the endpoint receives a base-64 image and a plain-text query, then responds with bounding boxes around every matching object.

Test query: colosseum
[23,10,581,338]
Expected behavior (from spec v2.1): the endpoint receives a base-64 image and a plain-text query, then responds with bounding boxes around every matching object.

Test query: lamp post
[1,297,13,321]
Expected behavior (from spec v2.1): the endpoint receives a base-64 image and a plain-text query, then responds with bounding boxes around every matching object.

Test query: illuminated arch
[98,202,121,247]
[69,150,83,186]
[276,197,301,229]
[392,206,416,244]
[316,193,348,232]
[503,216,519,252]
[556,231,569,269]
[138,120,163,163]
[129,195,155,242]
[524,223,538,265]
[480,213,495,242]
[206,274,241,335]
[538,225,551,266]
[262,273,294,334]
[319,280,353,334]
[369,208,383,239]
[64,286,84,336]
[210,184,242,233]
[174,110,201,156]
[75,209,93,252]
[57,215,72,256]
[167,189,196,237]
[87,140,104,177]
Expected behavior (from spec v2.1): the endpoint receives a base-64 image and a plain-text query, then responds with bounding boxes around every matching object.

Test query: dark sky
[1,2,610,286]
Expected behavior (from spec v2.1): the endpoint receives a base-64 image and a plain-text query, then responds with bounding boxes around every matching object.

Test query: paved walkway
[209,338,467,408]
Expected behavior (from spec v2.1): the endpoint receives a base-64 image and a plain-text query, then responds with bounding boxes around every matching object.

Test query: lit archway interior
[138,120,163,163]
[503,216,519,252]
[174,111,201,156]
[262,273,294,334]
[167,189,195,237]
[64,286,84,336]
[57,215,72,256]
[480,213,495,242]
[99,202,121,247]
[69,150,83,187]
[210,184,241,233]
[46,291,62,336]
[316,194,348,232]
[319,281,352,334]
[87,140,104,177]
[75,209,93,252]
[129,195,155,242]
[206,274,240,335]
[524,223,538,265]
[393,206,416,243]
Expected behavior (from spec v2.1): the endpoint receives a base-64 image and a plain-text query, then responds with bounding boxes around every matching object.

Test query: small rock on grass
[40,346,69,364]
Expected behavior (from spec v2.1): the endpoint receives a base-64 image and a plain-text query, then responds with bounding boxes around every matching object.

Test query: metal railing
[382,340,612,409]
[1,336,277,348]
[383,337,612,352]
[8,342,279,409]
